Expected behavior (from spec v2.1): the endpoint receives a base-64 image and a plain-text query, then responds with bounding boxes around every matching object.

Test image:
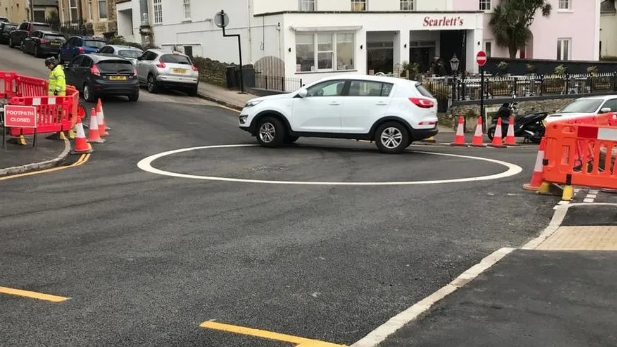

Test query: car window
[3,25,16,32]
[69,56,84,67]
[160,54,191,64]
[600,99,617,112]
[84,39,105,48]
[142,51,156,60]
[348,81,393,97]
[307,80,346,97]
[32,24,50,31]
[44,34,65,41]
[30,30,41,38]
[559,99,604,113]
[18,23,28,30]
[96,60,134,73]
[80,57,92,68]
[119,49,143,58]
[415,83,435,99]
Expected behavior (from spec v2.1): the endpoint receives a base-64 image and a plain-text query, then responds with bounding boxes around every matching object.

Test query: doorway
[367,41,394,74]
[409,42,436,74]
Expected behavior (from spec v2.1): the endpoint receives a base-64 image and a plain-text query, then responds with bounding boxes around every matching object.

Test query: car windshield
[119,49,143,58]
[96,60,135,73]
[44,34,66,41]
[84,40,106,48]
[559,99,604,113]
[415,83,435,99]
[160,54,191,65]
[32,24,50,31]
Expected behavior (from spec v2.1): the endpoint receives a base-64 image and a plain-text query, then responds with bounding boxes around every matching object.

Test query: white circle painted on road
[136,144,523,186]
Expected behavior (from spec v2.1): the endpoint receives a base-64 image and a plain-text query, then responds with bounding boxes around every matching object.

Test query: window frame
[351,0,367,11]
[557,38,571,61]
[558,0,570,10]
[299,0,316,11]
[183,0,191,19]
[483,41,492,57]
[348,80,394,97]
[306,79,347,97]
[295,32,356,73]
[98,0,108,19]
[400,0,414,11]
[479,0,491,11]
[153,0,163,24]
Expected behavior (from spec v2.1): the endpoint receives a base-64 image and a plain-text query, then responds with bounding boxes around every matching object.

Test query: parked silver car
[97,45,143,65]
[135,49,199,96]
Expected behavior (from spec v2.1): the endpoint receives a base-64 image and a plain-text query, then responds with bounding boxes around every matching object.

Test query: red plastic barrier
[0,71,17,99]
[14,74,48,97]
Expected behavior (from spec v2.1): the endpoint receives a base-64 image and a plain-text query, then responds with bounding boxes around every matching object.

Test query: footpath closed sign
[3,105,37,128]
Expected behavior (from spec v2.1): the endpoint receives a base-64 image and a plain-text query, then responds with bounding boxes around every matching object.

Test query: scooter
[487,103,547,144]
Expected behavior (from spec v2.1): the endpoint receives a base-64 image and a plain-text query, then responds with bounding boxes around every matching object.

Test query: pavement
[0,135,70,176]
[1,42,616,347]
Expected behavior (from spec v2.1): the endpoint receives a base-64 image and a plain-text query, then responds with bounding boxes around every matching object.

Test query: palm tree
[489,0,552,59]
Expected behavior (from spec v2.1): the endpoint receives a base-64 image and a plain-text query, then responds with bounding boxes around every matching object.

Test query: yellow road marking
[200,321,346,346]
[0,286,69,302]
[216,105,241,113]
[0,153,90,181]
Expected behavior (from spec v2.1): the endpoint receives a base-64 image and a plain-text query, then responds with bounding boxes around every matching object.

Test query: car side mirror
[297,88,308,98]
[601,107,611,113]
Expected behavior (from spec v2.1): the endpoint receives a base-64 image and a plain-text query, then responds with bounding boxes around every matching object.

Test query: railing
[254,75,304,93]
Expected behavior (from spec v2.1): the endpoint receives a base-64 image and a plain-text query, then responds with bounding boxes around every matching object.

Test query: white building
[116,0,487,88]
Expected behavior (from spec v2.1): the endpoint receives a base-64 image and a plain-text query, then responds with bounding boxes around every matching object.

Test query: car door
[64,55,84,89]
[136,51,154,83]
[340,80,394,133]
[22,30,34,52]
[77,56,93,88]
[290,79,347,133]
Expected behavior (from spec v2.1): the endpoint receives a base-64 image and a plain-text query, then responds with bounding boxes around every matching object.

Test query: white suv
[238,75,439,154]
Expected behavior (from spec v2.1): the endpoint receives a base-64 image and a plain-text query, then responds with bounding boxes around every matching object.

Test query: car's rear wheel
[147,74,158,93]
[187,84,198,96]
[83,83,95,102]
[256,117,286,148]
[34,46,40,58]
[374,122,409,154]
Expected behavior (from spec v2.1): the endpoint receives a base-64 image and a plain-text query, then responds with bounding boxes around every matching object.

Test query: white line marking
[136,144,523,186]
[349,247,515,347]
[583,189,599,203]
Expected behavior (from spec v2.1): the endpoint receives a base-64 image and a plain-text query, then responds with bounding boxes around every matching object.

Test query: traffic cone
[471,117,487,147]
[97,99,110,131]
[70,116,93,154]
[87,107,105,144]
[450,116,467,147]
[523,137,546,191]
[489,118,507,148]
[504,116,518,146]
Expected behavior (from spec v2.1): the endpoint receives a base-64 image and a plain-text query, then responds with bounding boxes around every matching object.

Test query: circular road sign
[214,11,229,28]
[476,50,487,67]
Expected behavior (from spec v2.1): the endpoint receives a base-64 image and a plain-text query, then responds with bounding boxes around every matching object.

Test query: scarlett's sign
[423,16,464,27]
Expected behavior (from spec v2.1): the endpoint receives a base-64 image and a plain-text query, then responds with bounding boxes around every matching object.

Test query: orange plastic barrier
[7,95,76,136]
[0,71,17,99]
[14,74,48,97]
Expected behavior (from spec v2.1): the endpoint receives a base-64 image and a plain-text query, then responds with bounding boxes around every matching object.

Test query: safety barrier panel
[542,112,617,192]
[0,71,17,99]
[14,74,48,97]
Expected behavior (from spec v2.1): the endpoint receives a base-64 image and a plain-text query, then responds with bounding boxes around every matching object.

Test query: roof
[68,35,105,40]
[105,45,143,50]
[315,73,419,84]
[146,48,189,56]
[86,53,131,61]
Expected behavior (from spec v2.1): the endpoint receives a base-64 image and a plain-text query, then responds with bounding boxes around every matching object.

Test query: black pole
[1,112,5,150]
[480,65,485,133]
[220,10,245,94]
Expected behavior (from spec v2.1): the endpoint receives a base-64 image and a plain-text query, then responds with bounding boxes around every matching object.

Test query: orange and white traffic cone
[504,115,518,146]
[489,118,507,148]
[471,117,487,147]
[523,137,546,191]
[97,99,110,131]
[450,116,467,147]
[71,116,93,154]
[87,107,105,144]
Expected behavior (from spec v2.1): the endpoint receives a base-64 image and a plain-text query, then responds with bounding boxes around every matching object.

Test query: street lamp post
[450,54,460,100]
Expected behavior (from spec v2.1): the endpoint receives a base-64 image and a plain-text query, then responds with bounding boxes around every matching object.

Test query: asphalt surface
[0,135,66,170]
[0,43,565,346]
[379,249,617,347]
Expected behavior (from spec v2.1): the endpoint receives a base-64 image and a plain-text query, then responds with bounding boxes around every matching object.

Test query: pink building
[454,0,601,61]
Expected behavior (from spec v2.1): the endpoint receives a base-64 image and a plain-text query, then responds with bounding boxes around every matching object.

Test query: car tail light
[91,64,101,76]
[78,47,85,54]
[192,64,198,71]
[133,67,137,76]
[156,61,166,68]
[409,97,435,108]
[39,39,49,44]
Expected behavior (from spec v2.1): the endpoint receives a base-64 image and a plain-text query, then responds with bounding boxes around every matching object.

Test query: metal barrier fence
[254,75,304,93]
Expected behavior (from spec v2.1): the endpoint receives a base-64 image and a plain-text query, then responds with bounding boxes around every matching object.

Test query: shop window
[351,0,366,11]
[557,38,570,60]
[400,0,414,10]
[479,0,491,11]
[295,33,355,72]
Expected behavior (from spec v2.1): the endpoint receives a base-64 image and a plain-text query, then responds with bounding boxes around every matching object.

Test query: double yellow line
[0,286,69,302]
[0,153,90,181]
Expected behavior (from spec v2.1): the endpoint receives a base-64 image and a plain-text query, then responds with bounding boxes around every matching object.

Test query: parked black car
[0,22,17,44]
[64,53,140,102]
[8,21,51,48]
[22,31,66,57]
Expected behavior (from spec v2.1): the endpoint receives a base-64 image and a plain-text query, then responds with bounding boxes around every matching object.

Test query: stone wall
[448,97,578,132]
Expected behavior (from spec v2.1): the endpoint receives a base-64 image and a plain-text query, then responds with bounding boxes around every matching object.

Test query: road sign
[214,11,229,28]
[3,105,37,128]
[476,50,487,67]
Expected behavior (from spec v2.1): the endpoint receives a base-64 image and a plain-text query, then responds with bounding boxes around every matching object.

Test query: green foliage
[489,0,552,58]
[554,64,567,75]
[46,10,60,31]
[587,66,599,75]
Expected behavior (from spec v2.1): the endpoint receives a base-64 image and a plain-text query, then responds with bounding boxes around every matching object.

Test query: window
[560,99,603,113]
[118,49,143,58]
[183,0,191,19]
[299,0,315,11]
[348,80,393,97]
[559,0,570,10]
[351,0,366,11]
[33,9,46,22]
[400,0,414,10]
[88,0,93,20]
[479,0,491,11]
[160,54,192,64]
[295,33,355,72]
[69,55,84,67]
[153,0,163,24]
[69,0,78,21]
[84,39,106,48]
[98,0,107,19]
[306,80,346,97]
[484,41,492,57]
[601,99,617,112]
[557,38,570,60]
[416,83,435,99]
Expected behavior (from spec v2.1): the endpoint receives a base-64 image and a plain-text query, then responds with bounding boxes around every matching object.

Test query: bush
[192,57,253,87]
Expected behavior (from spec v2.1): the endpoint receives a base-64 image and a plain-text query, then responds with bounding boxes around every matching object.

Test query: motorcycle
[487,102,547,144]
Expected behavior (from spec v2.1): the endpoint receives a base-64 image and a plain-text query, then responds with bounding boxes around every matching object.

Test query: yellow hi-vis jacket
[48,64,66,96]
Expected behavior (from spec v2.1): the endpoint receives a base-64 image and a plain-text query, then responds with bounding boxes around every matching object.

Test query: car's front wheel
[147,74,158,93]
[256,117,286,148]
[83,83,95,102]
[374,122,410,154]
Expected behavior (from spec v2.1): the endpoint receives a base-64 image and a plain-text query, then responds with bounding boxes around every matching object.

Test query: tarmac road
[0,43,562,346]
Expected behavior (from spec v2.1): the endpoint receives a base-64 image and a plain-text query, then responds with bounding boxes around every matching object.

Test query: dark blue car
[58,36,106,63]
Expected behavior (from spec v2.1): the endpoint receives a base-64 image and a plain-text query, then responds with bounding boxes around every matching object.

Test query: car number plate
[51,42,61,46]
[172,68,187,73]
[109,76,127,81]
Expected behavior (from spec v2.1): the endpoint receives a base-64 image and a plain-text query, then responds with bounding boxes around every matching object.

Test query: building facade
[600,0,617,57]
[0,0,58,23]
[57,0,116,36]
[116,0,601,88]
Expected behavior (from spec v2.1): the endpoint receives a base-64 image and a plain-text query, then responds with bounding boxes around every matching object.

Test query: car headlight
[244,100,262,108]
[239,115,247,124]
